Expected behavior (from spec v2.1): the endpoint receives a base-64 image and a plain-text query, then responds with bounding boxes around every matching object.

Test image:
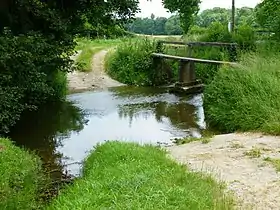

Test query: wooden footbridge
[152,41,238,94]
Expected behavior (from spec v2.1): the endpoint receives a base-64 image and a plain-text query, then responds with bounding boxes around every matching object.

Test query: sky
[137,0,262,18]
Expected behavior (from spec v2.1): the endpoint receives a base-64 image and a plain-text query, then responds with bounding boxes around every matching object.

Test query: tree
[0,0,141,134]
[165,15,183,35]
[163,0,201,33]
[195,7,229,28]
[255,0,280,33]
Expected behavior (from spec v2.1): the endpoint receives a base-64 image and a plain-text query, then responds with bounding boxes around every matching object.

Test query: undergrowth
[46,141,234,210]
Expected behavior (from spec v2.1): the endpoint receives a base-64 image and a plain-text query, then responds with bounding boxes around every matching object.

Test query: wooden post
[178,60,196,85]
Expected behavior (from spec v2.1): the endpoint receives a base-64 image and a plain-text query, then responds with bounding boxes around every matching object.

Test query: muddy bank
[68,49,124,93]
[168,133,280,210]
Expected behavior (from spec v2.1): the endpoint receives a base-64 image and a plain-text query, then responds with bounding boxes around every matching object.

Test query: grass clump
[47,141,233,210]
[204,53,280,135]
[0,138,45,210]
[244,147,262,158]
[264,157,280,172]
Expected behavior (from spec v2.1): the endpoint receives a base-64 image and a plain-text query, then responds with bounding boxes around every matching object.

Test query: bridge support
[178,60,196,85]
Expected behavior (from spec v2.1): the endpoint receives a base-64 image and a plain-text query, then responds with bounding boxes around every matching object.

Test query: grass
[244,147,262,158]
[75,38,127,72]
[105,38,167,86]
[264,157,280,172]
[46,141,234,210]
[204,52,280,135]
[0,138,45,210]
[230,142,245,149]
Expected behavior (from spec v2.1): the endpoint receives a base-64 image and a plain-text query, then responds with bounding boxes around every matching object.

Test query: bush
[106,38,170,86]
[0,138,45,209]
[204,53,280,134]
[47,141,233,210]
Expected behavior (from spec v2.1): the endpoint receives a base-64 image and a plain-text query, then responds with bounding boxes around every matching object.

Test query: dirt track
[68,49,123,93]
[168,133,280,210]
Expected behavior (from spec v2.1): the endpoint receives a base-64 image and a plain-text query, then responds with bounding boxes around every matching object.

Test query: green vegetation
[75,38,127,72]
[204,52,280,135]
[0,0,141,134]
[0,138,45,210]
[264,157,280,172]
[47,141,233,210]
[173,135,213,145]
[106,38,170,85]
[244,147,262,158]
[126,15,183,35]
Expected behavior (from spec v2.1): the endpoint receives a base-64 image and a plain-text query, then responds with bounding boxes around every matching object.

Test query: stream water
[9,86,205,179]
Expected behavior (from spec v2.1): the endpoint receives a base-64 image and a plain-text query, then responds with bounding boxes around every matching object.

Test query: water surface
[9,86,205,177]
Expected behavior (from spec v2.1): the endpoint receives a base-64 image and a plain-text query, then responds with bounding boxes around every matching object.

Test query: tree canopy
[163,0,201,33]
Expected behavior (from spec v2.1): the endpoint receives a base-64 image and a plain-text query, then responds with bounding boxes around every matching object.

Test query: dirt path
[168,133,280,210]
[68,49,123,93]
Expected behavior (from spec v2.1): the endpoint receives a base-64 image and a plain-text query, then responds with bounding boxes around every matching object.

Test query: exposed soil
[168,133,280,210]
[68,49,123,93]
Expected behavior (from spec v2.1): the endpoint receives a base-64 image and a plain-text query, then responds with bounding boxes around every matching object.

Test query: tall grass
[0,138,45,210]
[106,38,171,86]
[204,52,280,134]
[46,141,233,210]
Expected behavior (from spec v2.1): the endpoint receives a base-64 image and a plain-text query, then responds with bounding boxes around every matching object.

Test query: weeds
[230,142,245,149]
[264,157,280,172]
[47,141,234,210]
[244,147,262,158]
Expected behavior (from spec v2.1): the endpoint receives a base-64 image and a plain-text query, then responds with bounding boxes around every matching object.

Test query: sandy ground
[168,133,280,210]
[67,49,123,93]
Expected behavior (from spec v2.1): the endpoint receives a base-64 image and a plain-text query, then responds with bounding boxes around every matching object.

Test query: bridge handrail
[157,41,238,47]
[152,53,238,66]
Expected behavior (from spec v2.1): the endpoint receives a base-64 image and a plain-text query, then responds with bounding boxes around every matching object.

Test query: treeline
[127,6,273,36]
[125,14,183,35]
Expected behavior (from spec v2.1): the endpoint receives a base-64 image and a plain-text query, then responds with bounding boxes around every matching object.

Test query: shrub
[47,141,233,210]
[204,53,280,134]
[0,138,45,209]
[106,38,170,86]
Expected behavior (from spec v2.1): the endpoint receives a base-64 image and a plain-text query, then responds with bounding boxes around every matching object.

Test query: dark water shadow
[8,100,89,180]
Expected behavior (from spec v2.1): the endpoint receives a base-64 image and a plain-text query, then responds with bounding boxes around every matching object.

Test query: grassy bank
[47,141,233,210]
[204,52,280,134]
[75,38,128,72]
[0,138,45,210]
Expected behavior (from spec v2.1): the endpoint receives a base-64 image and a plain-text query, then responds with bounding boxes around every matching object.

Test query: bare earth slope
[168,133,280,210]
[68,49,123,93]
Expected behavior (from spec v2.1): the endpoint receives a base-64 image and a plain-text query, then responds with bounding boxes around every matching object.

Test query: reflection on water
[9,86,205,177]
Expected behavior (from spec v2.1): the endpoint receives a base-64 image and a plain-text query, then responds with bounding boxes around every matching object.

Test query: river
[8,86,205,179]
